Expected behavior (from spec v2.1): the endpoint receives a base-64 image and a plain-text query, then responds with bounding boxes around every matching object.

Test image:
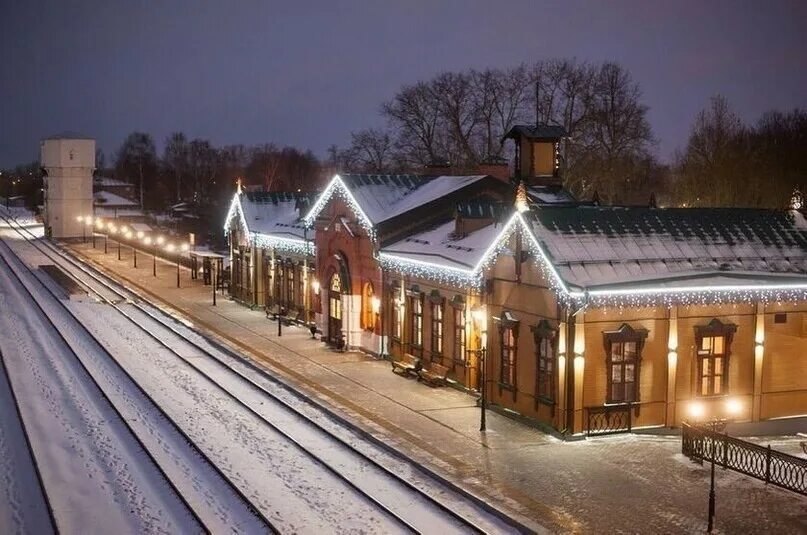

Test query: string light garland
[253,232,315,256]
[223,192,247,235]
[377,210,807,307]
[303,174,376,239]
[225,181,807,309]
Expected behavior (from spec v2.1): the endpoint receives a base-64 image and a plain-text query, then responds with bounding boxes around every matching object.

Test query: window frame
[429,297,444,362]
[498,312,520,390]
[531,320,558,406]
[407,287,424,357]
[391,285,403,341]
[452,304,466,365]
[603,324,648,405]
[361,281,375,331]
[695,319,737,398]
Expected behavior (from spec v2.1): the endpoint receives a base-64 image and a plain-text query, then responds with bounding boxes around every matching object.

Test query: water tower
[41,133,95,238]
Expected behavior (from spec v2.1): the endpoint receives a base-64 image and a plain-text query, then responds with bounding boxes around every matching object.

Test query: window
[774,313,787,324]
[532,321,557,404]
[391,289,402,340]
[498,312,520,389]
[361,282,375,330]
[695,319,736,397]
[409,293,423,354]
[275,263,285,305]
[603,324,648,404]
[329,273,342,320]
[501,327,517,387]
[431,301,443,361]
[453,307,466,363]
[286,263,295,307]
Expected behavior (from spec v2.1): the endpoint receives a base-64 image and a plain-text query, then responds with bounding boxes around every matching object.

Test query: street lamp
[471,304,488,432]
[687,397,743,533]
[109,224,120,259]
[86,216,95,247]
[145,236,156,276]
[76,216,86,242]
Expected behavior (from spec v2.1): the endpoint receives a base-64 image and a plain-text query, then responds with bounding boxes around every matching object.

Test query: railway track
[0,347,57,534]
[1,213,533,534]
[0,233,275,534]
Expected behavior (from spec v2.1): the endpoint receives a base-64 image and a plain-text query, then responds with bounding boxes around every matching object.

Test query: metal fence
[586,403,633,436]
[682,422,807,496]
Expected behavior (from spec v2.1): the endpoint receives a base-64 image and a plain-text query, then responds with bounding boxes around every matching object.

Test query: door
[328,272,342,344]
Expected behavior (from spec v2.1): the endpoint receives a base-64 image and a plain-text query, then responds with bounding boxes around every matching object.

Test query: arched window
[361,282,375,330]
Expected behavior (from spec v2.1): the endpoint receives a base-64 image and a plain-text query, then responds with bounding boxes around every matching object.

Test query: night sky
[1,0,805,167]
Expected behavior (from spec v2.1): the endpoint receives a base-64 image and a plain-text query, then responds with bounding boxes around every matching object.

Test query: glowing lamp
[688,401,705,421]
[312,280,320,295]
[725,398,742,416]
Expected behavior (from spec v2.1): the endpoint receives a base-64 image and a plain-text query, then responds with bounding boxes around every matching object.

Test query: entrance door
[328,272,343,344]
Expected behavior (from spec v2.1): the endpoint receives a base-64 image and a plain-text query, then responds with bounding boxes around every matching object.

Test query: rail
[3,215,515,534]
[585,403,633,436]
[682,422,807,496]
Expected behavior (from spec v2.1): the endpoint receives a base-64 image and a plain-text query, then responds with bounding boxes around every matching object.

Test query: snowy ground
[0,213,522,533]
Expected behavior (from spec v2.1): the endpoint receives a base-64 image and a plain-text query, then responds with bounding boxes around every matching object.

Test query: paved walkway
[66,240,807,534]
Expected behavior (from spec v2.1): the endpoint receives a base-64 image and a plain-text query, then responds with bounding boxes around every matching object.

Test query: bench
[418,363,450,387]
[391,354,421,377]
[798,433,807,455]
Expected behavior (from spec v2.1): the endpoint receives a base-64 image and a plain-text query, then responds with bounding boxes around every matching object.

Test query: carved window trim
[694,318,737,397]
[531,320,558,407]
[603,324,648,404]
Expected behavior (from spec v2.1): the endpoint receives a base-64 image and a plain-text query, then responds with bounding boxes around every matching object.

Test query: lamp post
[471,305,488,432]
[143,236,152,274]
[687,398,743,533]
[86,216,95,248]
[76,216,86,242]
[154,236,164,277]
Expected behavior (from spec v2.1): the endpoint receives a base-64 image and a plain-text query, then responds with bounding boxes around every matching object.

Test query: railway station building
[225,125,807,436]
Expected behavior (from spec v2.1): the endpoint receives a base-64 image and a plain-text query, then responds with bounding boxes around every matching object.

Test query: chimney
[424,158,452,177]
[477,156,510,182]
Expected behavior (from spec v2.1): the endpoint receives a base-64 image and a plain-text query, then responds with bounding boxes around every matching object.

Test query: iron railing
[585,403,633,436]
[682,422,807,496]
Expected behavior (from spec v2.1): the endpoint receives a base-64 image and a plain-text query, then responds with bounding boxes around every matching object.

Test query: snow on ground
[0,352,53,535]
[0,236,200,534]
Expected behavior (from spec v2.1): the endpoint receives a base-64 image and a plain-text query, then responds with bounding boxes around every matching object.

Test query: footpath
[65,240,807,534]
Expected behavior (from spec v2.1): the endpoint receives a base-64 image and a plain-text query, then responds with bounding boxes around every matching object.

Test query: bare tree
[163,132,189,203]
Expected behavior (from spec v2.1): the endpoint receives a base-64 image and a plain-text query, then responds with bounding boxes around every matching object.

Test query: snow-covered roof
[525,206,807,289]
[381,218,504,272]
[308,174,490,227]
[94,190,138,207]
[238,191,316,241]
[95,207,144,218]
[94,176,132,187]
[527,185,577,205]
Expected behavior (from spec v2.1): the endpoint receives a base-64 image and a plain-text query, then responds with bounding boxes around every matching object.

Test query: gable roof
[303,173,494,235]
[525,206,807,290]
[224,191,316,255]
[503,124,567,141]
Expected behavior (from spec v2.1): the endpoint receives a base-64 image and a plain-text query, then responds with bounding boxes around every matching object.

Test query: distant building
[41,133,95,238]
[225,125,807,436]
[93,176,145,221]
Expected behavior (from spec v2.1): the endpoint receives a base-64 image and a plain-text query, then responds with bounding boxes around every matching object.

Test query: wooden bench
[418,363,450,387]
[391,354,421,377]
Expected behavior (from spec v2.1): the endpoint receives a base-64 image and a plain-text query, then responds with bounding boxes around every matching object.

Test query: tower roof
[503,124,567,141]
